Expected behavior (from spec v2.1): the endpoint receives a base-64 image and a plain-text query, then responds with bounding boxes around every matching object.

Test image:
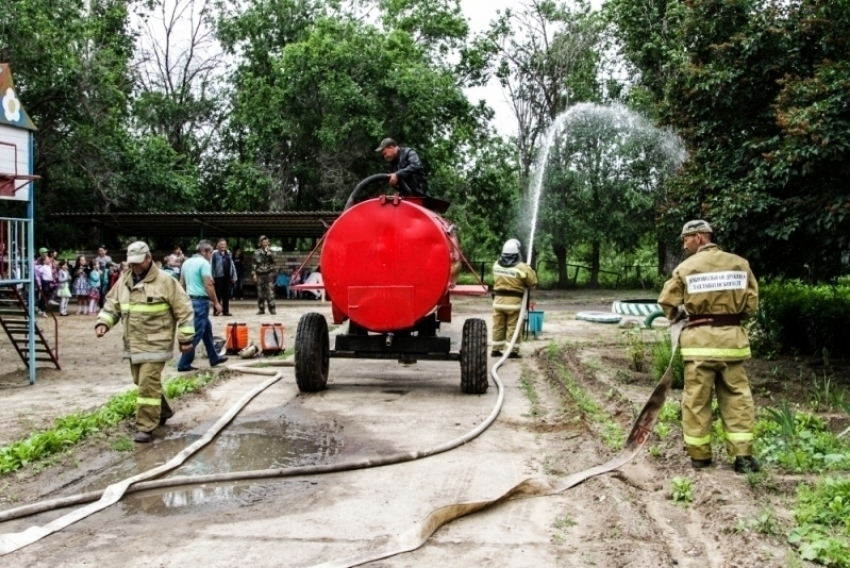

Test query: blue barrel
[528,311,544,338]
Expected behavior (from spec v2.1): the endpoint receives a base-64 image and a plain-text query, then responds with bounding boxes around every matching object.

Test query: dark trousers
[214,276,231,315]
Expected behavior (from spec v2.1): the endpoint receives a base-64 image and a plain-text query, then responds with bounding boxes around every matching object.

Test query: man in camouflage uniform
[658,220,761,474]
[491,239,538,359]
[253,235,276,315]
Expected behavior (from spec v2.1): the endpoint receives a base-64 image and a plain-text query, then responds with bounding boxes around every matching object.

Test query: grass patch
[519,369,545,419]
[551,355,624,450]
[754,401,850,473]
[0,372,217,476]
[111,435,135,452]
[789,476,850,567]
[649,331,684,389]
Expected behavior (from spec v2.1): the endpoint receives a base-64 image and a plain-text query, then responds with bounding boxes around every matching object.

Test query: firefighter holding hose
[491,239,537,359]
[658,220,761,473]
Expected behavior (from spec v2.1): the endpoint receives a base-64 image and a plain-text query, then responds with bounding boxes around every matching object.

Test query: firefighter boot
[734,456,761,474]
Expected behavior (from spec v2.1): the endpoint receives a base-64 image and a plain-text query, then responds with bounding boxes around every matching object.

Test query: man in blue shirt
[178,240,227,372]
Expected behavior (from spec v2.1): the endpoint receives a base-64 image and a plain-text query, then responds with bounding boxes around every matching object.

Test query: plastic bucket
[260,323,285,354]
[225,323,249,353]
[528,311,544,338]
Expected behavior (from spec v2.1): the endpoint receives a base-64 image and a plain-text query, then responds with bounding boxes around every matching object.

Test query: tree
[538,103,684,287]
[660,0,850,281]
[0,0,136,245]
[215,0,494,211]
[492,0,605,181]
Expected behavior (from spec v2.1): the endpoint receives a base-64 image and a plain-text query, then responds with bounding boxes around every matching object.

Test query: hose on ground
[0,345,511,551]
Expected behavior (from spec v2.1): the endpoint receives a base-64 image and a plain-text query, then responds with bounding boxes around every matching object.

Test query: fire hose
[0,313,682,564]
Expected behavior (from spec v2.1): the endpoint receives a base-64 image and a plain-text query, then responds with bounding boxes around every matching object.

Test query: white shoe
[38,311,46,317]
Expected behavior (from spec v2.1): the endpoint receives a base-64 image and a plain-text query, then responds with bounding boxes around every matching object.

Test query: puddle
[69,410,343,516]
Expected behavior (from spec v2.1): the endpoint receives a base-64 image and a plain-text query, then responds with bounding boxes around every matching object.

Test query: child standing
[72,255,91,314]
[88,263,102,315]
[56,260,72,316]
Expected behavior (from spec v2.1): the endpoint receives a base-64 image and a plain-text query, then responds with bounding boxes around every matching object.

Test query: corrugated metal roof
[51,211,340,239]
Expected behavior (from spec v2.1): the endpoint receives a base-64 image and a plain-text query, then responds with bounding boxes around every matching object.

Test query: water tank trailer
[292,174,490,394]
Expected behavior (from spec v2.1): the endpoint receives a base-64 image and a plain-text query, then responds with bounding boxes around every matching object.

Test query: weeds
[519,369,545,419]
[670,476,693,506]
[755,403,850,473]
[111,436,135,452]
[553,515,577,529]
[789,477,850,567]
[649,331,684,389]
[619,328,646,372]
[0,372,216,475]
[555,363,624,450]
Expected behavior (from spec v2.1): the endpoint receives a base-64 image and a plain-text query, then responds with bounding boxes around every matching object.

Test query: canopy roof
[51,211,340,240]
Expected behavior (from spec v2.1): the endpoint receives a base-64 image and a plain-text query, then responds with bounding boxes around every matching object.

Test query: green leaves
[0,372,215,476]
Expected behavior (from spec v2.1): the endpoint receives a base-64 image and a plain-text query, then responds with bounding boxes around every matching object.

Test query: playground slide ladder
[0,285,60,370]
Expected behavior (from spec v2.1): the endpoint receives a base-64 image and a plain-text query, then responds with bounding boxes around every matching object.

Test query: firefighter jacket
[658,243,758,361]
[97,264,195,363]
[388,147,429,196]
[492,261,538,310]
[253,248,276,277]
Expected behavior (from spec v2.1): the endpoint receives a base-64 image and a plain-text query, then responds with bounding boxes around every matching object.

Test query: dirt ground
[0,290,826,567]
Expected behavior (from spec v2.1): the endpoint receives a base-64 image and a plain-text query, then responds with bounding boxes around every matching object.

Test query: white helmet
[502,239,521,255]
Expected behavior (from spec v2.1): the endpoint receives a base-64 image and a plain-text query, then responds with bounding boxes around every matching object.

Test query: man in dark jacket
[376,138,429,196]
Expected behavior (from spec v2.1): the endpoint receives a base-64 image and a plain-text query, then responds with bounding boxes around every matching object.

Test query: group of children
[52,257,128,316]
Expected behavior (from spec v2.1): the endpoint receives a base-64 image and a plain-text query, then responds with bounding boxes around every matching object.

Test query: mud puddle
[67,409,344,516]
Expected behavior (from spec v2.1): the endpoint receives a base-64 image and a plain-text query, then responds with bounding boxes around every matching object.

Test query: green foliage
[789,477,850,568]
[649,331,684,389]
[519,369,545,419]
[537,104,684,288]
[641,0,850,282]
[755,404,850,474]
[670,476,693,505]
[749,282,850,358]
[619,328,647,371]
[548,353,624,450]
[0,372,215,475]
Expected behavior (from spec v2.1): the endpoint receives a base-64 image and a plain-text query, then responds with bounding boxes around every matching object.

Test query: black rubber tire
[460,318,489,394]
[295,313,330,392]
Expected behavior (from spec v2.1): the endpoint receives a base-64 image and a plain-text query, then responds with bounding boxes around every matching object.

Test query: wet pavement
[67,407,345,517]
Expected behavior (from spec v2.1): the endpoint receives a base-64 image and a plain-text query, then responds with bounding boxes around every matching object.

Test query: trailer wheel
[295,313,330,392]
[460,318,488,394]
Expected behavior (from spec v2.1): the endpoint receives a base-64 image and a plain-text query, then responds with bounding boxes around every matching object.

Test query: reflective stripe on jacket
[658,244,758,361]
[97,264,195,363]
[492,261,538,309]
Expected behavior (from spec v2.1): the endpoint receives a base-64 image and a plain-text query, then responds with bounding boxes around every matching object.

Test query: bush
[650,331,684,389]
[750,282,850,358]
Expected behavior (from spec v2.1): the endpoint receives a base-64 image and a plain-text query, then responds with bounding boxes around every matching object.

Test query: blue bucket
[528,311,544,338]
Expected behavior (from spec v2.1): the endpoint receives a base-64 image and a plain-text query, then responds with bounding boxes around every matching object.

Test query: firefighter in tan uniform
[491,239,538,359]
[658,220,760,473]
[95,241,196,443]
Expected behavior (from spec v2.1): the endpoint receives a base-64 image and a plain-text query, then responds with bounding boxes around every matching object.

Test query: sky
[460,0,517,136]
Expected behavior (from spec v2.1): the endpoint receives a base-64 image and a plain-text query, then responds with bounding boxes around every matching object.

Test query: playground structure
[0,63,59,385]
[291,174,490,395]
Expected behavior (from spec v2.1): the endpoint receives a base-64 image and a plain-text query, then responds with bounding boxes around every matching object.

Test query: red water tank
[322,195,460,333]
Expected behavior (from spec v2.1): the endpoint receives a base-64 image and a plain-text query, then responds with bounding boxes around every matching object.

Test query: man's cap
[258,235,268,243]
[375,137,397,152]
[38,247,48,254]
[126,241,151,264]
[502,239,521,255]
[681,219,713,237]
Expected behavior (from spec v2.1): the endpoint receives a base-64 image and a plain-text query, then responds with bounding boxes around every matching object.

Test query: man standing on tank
[253,235,277,315]
[376,138,429,197]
